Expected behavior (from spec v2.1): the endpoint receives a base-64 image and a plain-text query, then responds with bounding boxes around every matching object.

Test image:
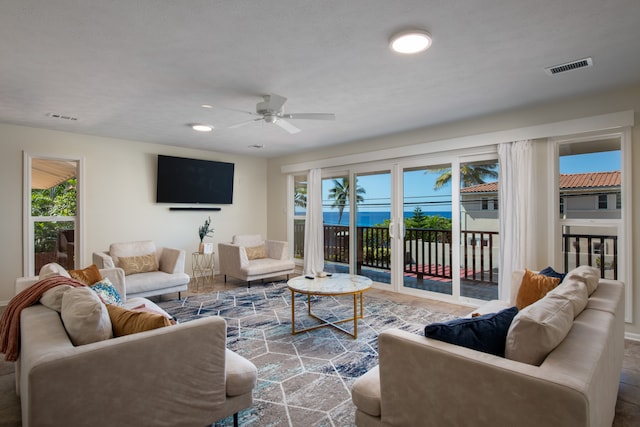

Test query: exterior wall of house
[267,82,640,337]
[0,123,268,304]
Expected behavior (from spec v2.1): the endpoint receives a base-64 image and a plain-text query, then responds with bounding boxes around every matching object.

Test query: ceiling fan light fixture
[390,30,432,54]
[191,124,213,132]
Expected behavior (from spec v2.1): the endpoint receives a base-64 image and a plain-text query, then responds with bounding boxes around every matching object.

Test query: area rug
[157,281,457,427]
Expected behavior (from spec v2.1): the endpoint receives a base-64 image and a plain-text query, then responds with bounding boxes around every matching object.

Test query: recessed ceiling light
[201,104,213,109]
[389,30,432,54]
[191,124,213,132]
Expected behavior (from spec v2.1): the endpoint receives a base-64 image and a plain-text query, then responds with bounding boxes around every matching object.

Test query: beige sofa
[352,267,625,427]
[218,234,296,286]
[93,240,189,298]
[14,269,257,427]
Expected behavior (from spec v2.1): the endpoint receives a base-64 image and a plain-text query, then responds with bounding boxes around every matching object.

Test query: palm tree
[294,185,307,208]
[328,177,365,224]
[432,164,498,190]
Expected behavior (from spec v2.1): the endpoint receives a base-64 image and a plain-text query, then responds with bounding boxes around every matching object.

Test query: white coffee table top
[287,273,372,295]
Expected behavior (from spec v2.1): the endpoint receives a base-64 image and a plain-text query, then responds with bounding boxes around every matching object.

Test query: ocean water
[323,211,452,227]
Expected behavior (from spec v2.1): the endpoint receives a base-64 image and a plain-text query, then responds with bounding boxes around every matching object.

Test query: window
[24,154,81,276]
[481,198,488,210]
[292,175,307,260]
[598,194,608,210]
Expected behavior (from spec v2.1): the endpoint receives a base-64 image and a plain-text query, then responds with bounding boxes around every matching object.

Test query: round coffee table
[287,273,372,339]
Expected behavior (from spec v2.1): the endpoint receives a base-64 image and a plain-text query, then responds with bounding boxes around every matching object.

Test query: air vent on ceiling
[545,57,593,75]
[46,112,78,121]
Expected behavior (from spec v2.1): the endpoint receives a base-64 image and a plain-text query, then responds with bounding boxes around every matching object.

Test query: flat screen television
[156,155,234,204]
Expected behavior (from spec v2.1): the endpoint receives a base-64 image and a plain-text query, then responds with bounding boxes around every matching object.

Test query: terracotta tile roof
[460,171,620,193]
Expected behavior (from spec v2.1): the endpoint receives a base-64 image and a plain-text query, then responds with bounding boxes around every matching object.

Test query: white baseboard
[625,332,640,342]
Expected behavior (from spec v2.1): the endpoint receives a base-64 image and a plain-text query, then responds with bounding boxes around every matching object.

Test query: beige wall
[0,123,267,303]
[267,83,640,336]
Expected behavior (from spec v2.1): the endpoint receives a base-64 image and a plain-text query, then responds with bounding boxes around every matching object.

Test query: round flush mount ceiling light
[191,124,213,132]
[389,30,432,54]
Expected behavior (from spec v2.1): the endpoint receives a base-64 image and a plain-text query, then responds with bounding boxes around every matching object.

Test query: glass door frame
[23,152,84,276]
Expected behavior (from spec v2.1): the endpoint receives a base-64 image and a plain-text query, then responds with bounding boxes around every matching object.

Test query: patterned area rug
[158,281,457,427]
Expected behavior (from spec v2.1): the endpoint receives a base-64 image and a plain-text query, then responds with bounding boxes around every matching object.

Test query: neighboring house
[460,171,622,230]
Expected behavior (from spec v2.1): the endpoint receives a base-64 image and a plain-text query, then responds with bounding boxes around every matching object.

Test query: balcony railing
[294,224,619,283]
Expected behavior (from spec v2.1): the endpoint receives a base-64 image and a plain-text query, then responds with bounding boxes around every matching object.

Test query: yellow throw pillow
[117,253,158,275]
[69,264,103,285]
[245,245,267,260]
[106,304,172,337]
[515,269,561,310]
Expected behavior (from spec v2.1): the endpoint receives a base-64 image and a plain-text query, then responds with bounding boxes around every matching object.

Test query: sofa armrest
[158,247,186,274]
[265,240,288,260]
[375,329,588,427]
[25,316,229,426]
[218,243,248,275]
[92,251,115,269]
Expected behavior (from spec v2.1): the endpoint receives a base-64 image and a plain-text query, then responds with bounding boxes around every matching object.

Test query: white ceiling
[1,0,639,158]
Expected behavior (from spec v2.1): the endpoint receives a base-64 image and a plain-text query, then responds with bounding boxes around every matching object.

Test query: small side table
[192,252,215,289]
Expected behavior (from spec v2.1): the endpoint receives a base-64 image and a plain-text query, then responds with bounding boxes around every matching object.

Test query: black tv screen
[156,155,234,204]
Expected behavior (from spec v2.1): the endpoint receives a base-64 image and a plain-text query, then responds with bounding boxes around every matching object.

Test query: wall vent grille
[545,57,593,75]
[46,112,78,121]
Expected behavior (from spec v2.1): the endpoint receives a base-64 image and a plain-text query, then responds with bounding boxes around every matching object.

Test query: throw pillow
[69,264,103,285]
[40,284,74,312]
[61,286,113,346]
[90,278,123,306]
[515,269,561,310]
[106,304,172,337]
[424,306,519,357]
[245,245,267,260]
[564,265,600,295]
[546,277,588,319]
[538,266,566,282]
[117,253,158,275]
[39,262,71,279]
[505,292,574,366]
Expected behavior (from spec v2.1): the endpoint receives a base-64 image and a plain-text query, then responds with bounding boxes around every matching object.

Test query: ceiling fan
[228,93,335,134]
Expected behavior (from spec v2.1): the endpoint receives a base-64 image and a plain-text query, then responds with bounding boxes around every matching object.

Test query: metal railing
[294,225,619,283]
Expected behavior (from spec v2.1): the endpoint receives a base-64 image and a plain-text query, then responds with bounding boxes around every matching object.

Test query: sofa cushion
[39,262,71,279]
[69,264,103,285]
[505,292,574,366]
[241,258,296,276]
[40,284,74,312]
[539,266,567,282]
[245,244,267,260]
[118,253,159,275]
[106,304,172,337]
[546,277,588,318]
[565,265,600,295]
[351,365,381,417]
[225,349,258,397]
[90,278,123,305]
[61,286,113,345]
[515,269,560,309]
[425,306,519,357]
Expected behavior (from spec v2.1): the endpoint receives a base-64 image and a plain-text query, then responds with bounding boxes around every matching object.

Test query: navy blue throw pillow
[424,306,519,357]
[539,266,567,282]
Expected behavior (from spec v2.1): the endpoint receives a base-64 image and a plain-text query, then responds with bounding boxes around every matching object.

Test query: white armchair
[93,240,189,298]
[218,234,296,287]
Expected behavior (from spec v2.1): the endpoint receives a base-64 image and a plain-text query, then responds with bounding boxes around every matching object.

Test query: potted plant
[198,216,214,253]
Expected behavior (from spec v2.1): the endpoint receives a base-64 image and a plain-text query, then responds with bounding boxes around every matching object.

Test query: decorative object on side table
[198,216,214,253]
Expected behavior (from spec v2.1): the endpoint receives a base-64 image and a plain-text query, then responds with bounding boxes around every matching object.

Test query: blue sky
[318,150,621,213]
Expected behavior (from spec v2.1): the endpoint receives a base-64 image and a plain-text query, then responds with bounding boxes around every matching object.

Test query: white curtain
[498,140,534,302]
[303,168,325,276]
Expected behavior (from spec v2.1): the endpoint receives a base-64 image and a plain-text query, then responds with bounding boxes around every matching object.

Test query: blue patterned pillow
[424,306,519,357]
[90,278,123,305]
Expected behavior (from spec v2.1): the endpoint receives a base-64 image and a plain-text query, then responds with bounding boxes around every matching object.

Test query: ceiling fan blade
[282,113,335,120]
[266,93,287,111]
[228,118,261,129]
[274,118,301,134]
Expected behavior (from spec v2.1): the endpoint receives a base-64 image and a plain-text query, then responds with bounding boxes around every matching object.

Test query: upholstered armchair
[218,234,296,287]
[93,240,189,298]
